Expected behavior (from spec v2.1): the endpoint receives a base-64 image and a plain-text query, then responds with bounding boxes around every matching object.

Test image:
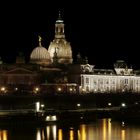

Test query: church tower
[48,11,73,64]
[55,12,65,39]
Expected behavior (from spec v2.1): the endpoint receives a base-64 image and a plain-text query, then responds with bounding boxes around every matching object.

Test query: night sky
[0,2,139,69]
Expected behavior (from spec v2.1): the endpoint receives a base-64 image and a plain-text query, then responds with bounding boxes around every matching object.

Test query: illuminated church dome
[30,36,51,65]
[48,12,73,64]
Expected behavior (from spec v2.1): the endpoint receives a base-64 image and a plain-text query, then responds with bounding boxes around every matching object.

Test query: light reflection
[108,118,111,140]
[46,126,50,139]
[1,118,140,140]
[58,129,63,140]
[121,130,125,140]
[36,129,41,140]
[41,130,45,140]
[52,125,57,140]
[103,119,107,140]
[78,130,80,140]
[87,125,94,139]
[80,124,86,140]
[46,125,57,140]
[70,129,74,140]
[0,130,8,140]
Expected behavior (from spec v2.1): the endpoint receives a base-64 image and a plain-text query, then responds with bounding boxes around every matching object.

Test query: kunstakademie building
[0,14,140,94]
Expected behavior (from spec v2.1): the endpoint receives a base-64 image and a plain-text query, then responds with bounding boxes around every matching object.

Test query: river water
[0,118,140,140]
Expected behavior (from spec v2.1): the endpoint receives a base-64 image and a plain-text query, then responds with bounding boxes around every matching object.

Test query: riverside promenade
[0,93,140,123]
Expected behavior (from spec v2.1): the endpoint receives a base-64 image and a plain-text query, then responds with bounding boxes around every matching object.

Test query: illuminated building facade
[68,60,140,93]
[0,13,140,94]
[0,13,75,94]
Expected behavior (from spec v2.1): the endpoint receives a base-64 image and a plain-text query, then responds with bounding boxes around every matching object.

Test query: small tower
[55,11,65,39]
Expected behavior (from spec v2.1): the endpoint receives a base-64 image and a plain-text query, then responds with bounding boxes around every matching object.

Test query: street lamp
[121,103,126,107]
[57,87,62,92]
[77,103,81,108]
[34,87,40,94]
[0,87,6,93]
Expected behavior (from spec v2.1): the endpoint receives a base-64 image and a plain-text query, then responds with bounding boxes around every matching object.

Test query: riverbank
[0,93,140,126]
[1,93,140,109]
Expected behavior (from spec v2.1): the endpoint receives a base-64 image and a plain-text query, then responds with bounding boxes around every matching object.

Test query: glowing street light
[15,87,18,91]
[57,87,62,92]
[41,104,45,108]
[121,103,126,107]
[77,103,81,107]
[1,87,5,91]
[34,87,40,94]
[0,87,6,93]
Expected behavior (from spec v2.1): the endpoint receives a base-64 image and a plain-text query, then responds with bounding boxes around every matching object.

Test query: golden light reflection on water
[34,119,139,140]
[58,129,63,140]
[121,130,125,140]
[80,124,86,140]
[77,130,80,140]
[108,118,111,140]
[0,130,8,140]
[1,118,140,140]
[103,119,107,140]
[70,129,74,140]
[36,125,57,140]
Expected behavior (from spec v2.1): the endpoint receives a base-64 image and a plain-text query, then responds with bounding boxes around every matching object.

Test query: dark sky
[0,2,139,69]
